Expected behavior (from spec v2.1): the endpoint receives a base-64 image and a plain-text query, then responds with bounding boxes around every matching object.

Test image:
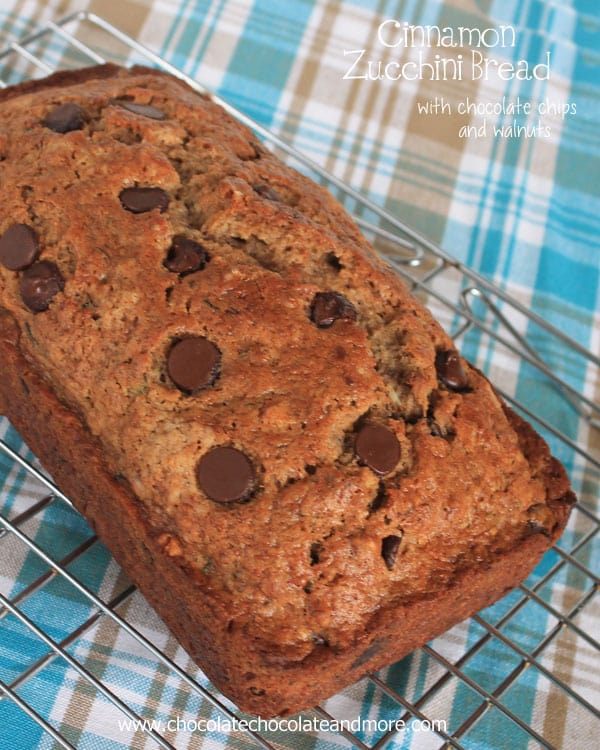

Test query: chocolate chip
[119,101,166,120]
[0,224,39,270]
[310,291,357,328]
[309,542,323,566]
[119,187,169,214]
[196,446,255,503]
[355,424,400,476]
[167,337,221,393]
[435,349,468,391]
[253,183,281,201]
[20,260,64,312]
[381,535,402,570]
[325,252,343,271]
[43,102,85,133]
[163,236,209,275]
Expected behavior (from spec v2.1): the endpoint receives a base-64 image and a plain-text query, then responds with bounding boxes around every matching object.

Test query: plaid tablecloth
[0,1,598,749]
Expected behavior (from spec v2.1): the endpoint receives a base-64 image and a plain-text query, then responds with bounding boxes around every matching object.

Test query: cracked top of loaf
[0,65,573,666]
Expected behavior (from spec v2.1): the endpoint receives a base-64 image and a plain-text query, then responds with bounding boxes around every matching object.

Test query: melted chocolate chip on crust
[164,236,210,275]
[167,337,221,393]
[381,535,402,570]
[196,446,255,503]
[435,350,469,391]
[118,101,166,120]
[355,424,400,476]
[310,291,357,328]
[20,260,64,312]
[0,224,39,271]
[119,187,170,214]
[43,102,85,133]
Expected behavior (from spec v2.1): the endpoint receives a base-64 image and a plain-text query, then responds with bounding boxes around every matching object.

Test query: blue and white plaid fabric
[0,1,598,748]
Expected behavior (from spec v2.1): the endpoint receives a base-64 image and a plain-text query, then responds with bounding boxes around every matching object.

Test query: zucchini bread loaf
[0,65,574,716]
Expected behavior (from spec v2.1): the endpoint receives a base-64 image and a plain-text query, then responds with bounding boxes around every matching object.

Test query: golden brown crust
[0,66,574,716]
[0,64,123,104]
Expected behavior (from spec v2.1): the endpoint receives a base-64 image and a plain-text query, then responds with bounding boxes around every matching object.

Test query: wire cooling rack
[0,11,598,750]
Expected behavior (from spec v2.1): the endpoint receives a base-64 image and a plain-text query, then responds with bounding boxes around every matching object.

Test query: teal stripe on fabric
[159,0,201,58]
[534,247,598,309]
[217,0,315,128]
[188,0,229,79]
[159,0,230,77]
[573,0,600,17]
[160,0,317,127]
[0,700,46,750]
[0,423,28,520]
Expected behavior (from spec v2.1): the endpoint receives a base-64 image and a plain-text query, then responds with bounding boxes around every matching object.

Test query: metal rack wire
[0,11,598,750]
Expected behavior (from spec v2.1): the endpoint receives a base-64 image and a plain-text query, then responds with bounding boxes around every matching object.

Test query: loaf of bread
[0,65,575,717]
